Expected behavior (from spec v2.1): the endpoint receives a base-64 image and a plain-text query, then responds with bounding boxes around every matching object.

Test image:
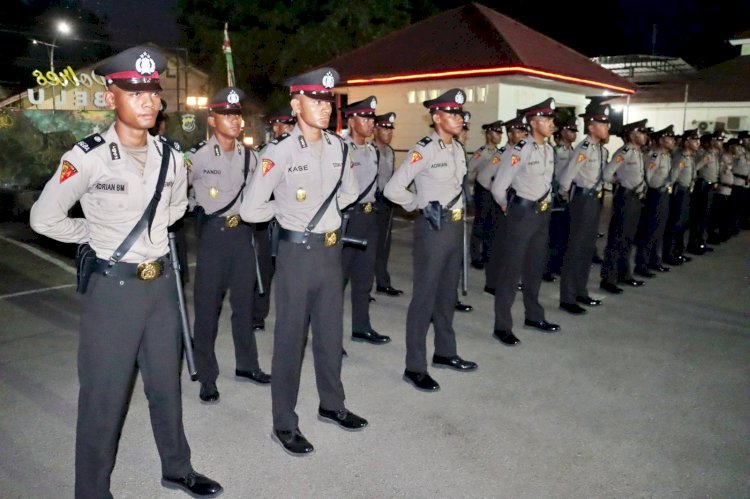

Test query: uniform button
[119,280,125,286]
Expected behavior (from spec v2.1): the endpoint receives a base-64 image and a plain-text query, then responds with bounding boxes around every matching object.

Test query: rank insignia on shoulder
[214,144,221,157]
[511,155,521,166]
[410,151,423,164]
[499,146,507,153]
[189,140,207,153]
[59,160,78,183]
[75,134,105,153]
[438,139,446,149]
[298,135,308,149]
[109,143,121,161]
[159,135,181,151]
[514,140,525,151]
[183,154,192,170]
[416,136,432,147]
[261,158,275,176]
[270,133,290,145]
[621,146,630,152]
[577,153,586,163]
[323,133,332,145]
[581,140,590,149]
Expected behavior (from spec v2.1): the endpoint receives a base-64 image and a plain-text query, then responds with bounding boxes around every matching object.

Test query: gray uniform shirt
[491,139,554,208]
[30,123,187,263]
[554,144,574,183]
[188,136,256,216]
[347,137,378,204]
[559,136,604,192]
[475,147,503,190]
[376,144,395,192]
[603,145,645,192]
[240,125,358,232]
[670,149,696,189]
[696,149,719,183]
[644,149,673,189]
[732,149,749,187]
[384,132,466,212]
[718,154,734,195]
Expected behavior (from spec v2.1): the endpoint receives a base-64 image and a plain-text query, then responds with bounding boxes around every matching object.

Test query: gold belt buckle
[450,208,463,222]
[538,201,550,213]
[324,231,337,247]
[137,260,163,281]
[596,190,603,199]
[363,202,373,214]
[666,185,673,194]
[225,214,241,228]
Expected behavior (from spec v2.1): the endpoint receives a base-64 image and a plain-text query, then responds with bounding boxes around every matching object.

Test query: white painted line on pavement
[0,284,75,300]
[0,235,76,275]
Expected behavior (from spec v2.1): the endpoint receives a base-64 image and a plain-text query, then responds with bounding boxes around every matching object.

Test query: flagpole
[223,23,236,87]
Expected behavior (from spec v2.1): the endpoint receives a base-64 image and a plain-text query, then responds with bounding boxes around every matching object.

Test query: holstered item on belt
[423,200,443,231]
[224,214,241,228]
[75,243,97,294]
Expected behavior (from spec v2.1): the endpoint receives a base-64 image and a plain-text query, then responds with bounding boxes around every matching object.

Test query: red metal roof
[321,3,636,94]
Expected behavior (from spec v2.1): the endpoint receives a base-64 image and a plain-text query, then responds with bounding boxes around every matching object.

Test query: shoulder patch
[622,146,630,153]
[513,140,526,151]
[159,135,182,152]
[581,140,590,149]
[189,140,207,153]
[270,132,291,145]
[416,136,432,147]
[75,134,105,153]
[323,130,344,145]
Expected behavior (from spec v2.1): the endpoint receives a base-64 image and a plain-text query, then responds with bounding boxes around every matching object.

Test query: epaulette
[159,135,182,152]
[499,145,507,153]
[621,146,630,152]
[513,140,526,151]
[416,136,432,147]
[270,132,291,145]
[651,152,658,158]
[75,133,105,153]
[581,140,590,149]
[188,140,207,154]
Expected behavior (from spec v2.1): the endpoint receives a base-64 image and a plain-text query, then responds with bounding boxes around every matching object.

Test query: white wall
[617,101,750,136]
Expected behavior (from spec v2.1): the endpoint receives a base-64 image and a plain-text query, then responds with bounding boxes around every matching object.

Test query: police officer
[341,96,390,344]
[468,120,504,269]
[599,119,649,294]
[557,104,610,314]
[372,112,404,296]
[687,131,724,254]
[252,107,297,331]
[663,129,700,265]
[189,87,270,404]
[490,99,561,346]
[29,46,221,498]
[483,115,529,294]
[385,88,478,392]
[710,139,738,242]
[455,110,474,313]
[240,68,368,455]
[737,130,750,229]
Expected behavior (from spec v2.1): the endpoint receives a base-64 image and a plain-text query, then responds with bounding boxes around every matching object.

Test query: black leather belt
[734,173,748,180]
[94,257,168,281]
[618,186,646,199]
[203,214,244,229]
[720,183,734,188]
[278,227,340,248]
[572,184,603,198]
[510,195,550,213]
[418,207,464,222]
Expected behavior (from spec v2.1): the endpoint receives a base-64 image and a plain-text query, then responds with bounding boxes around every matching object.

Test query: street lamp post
[31,20,72,110]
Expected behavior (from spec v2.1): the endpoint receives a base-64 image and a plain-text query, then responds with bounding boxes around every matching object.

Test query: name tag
[202,169,221,174]
[430,162,448,169]
[93,182,127,193]
[288,165,309,173]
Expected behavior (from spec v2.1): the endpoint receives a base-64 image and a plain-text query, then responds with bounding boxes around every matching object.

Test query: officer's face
[561,129,577,143]
[208,112,242,139]
[291,95,332,130]
[488,130,503,145]
[374,126,393,145]
[349,115,375,139]
[106,86,160,131]
[589,122,609,141]
[433,111,464,137]
[660,136,676,151]
[630,130,648,147]
[507,129,527,145]
[685,138,700,152]
[530,116,555,138]
[272,122,294,139]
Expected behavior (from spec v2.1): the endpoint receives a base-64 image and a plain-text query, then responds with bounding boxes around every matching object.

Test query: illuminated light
[346,66,636,94]
[197,96,208,106]
[243,136,254,146]
[186,96,197,106]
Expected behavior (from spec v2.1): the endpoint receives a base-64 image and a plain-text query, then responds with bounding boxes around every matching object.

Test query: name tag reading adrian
[93,182,127,193]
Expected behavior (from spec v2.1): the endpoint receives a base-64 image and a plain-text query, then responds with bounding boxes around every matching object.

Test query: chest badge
[209,186,219,199]
[296,188,307,202]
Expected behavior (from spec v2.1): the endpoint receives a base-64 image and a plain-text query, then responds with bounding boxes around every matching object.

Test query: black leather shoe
[235,368,271,384]
[704,245,714,252]
[376,285,403,296]
[403,370,440,391]
[431,354,478,371]
[352,329,391,344]
[493,329,520,346]
[252,320,265,331]
[576,296,601,306]
[199,382,219,403]
[272,428,314,456]
[542,272,557,282]
[662,256,683,266]
[679,255,692,263]
[483,286,495,296]
[524,319,560,332]
[317,407,368,431]
[599,281,624,294]
[368,295,376,302]
[470,260,485,270]
[162,471,223,497]
[560,302,587,315]
[618,278,645,287]
[687,246,706,255]
[516,283,523,291]
[649,264,670,272]
[634,266,655,278]
[455,301,473,312]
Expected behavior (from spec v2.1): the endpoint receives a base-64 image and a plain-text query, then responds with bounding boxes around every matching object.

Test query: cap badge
[604,107,610,116]
[135,52,156,75]
[370,98,376,109]
[455,91,465,105]
[227,90,240,104]
[322,71,335,89]
[388,115,395,123]
[550,100,556,110]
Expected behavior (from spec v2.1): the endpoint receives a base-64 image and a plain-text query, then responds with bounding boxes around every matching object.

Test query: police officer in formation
[735,131,750,229]
[455,110,474,313]
[385,88,478,392]
[252,107,297,331]
[599,119,649,294]
[710,139,738,242]
[372,112,404,296]
[240,67,368,456]
[30,46,221,498]
[490,98,560,346]
[634,125,676,277]
[188,87,270,404]
[468,120,504,270]
[557,103,610,314]
[687,131,724,254]
[341,96,391,345]
[663,128,700,265]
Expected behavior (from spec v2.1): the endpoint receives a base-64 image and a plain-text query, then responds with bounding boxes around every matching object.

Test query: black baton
[168,232,197,380]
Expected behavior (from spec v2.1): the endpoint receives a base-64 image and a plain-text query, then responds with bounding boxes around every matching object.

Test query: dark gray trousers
[636,188,669,268]
[76,268,191,499]
[560,192,600,303]
[688,179,714,248]
[663,186,691,258]
[343,208,379,332]
[492,202,549,331]
[405,216,461,373]
[252,221,274,324]
[193,220,259,383]
[272,239,346,431]
[374,199,394,288]
[484,210,508,290]
[601,187,642,284]
[470,184,497,264]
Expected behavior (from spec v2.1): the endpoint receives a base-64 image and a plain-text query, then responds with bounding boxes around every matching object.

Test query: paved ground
[0,211,748,499]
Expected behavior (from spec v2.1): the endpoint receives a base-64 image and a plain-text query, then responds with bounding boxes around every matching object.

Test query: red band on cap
[428,103,462,110]
[343,108,375,117]
[289,85,332,93]
[525,108,554,116]
[209,102,242,109]
[106,70,160,80]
